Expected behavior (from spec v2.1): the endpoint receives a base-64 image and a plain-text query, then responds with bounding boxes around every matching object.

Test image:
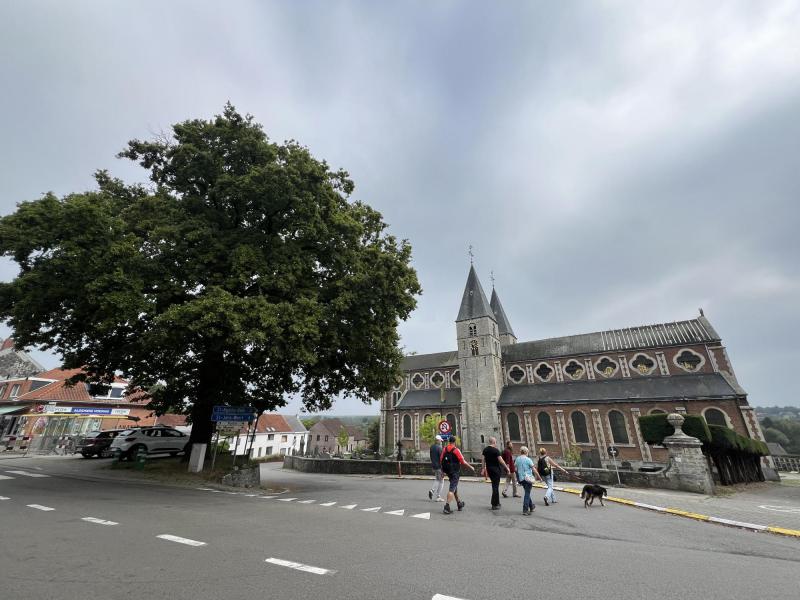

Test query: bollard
[135,446,147,470]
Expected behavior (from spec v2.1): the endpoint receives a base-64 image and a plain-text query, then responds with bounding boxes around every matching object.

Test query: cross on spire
[490,270,495,289]
[468,245,474,265]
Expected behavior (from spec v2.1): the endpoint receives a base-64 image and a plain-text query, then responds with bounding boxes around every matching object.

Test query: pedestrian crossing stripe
[361,506,381,512]
[319,501,337,506]
[340,504,357,509]
[297,499,316,504]
[411,512,431,519]
[384,509,405,516]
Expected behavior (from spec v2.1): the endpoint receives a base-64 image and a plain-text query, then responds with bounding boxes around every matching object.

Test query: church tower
[490,287,517,346]
[455,265,504,459]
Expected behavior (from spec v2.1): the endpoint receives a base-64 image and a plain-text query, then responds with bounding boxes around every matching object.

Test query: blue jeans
[521,480,534,512]
[544,473,556,502]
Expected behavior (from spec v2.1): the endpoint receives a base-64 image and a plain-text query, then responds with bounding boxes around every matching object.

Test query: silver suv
[109,426,190,459]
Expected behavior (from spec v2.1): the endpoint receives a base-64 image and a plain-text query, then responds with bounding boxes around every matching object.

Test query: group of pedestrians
[428,435,567,515]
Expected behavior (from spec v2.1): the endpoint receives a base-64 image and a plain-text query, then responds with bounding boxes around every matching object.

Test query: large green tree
[0,104,420,444]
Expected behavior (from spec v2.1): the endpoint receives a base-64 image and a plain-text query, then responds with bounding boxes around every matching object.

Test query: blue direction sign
[211,406,256,422]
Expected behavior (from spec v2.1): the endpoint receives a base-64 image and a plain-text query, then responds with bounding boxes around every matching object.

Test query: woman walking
[538,447,569,506]
[513,446,541,515]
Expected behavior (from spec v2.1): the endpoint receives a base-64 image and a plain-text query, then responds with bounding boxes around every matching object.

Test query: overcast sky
[1,1,799,414]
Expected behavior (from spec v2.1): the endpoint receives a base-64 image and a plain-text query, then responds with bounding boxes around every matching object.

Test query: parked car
[109,426,190,459]
[78,429,126,458]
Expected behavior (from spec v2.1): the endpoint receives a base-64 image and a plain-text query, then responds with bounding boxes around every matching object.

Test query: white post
[188,443,207,473]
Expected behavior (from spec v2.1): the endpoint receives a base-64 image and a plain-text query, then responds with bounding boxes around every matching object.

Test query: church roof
[401,351,459,371]
[456,265,494,322]
[490,288,515,337]
[497,373,739,406]
[502,316,720,362]
[395,388,462,409]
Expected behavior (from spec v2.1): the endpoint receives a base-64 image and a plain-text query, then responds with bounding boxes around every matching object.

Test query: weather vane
[468,245,474,265]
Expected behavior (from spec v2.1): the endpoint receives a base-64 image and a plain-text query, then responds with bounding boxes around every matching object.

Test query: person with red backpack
[440,435,476,515]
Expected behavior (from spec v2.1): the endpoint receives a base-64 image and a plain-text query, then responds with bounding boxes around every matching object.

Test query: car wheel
[81,453,91,459]
[127,444,147,460]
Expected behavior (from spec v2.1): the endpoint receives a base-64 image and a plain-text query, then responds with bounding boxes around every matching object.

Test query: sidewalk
[380,471,800,537]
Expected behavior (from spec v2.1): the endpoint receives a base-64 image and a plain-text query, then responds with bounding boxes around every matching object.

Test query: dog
[580,484,607,508]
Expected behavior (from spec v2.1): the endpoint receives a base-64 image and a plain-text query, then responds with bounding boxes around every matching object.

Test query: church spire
[456,264,494,322]
[490,287,517,345]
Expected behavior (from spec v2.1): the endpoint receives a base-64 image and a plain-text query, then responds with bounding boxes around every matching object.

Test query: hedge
[638,414,768,457]
[639,414,711,445]
[707,425,768,456]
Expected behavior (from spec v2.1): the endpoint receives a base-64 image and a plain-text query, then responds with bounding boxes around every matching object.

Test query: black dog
[581,484,607,508]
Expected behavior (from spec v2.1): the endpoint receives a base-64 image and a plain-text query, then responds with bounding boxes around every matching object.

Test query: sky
[1,1,799,414]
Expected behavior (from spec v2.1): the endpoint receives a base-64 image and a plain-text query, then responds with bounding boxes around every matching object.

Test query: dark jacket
[429,443,442,470]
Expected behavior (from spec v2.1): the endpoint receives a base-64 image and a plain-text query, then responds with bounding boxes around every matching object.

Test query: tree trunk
[189,350,225,446]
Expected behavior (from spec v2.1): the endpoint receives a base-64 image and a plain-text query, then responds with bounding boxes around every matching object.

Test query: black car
[78,429,126,458]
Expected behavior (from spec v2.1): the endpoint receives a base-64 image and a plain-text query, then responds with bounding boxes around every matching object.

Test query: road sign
[212,405,253,414]
[437,420,451,435]
[211,413,253,422]
[608,446,619,457]
[215,421,242,435]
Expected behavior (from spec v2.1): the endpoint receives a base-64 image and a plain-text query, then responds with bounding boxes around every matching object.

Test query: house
[306,418,368,455]
[0,366,186,452]
[226,413,308,458]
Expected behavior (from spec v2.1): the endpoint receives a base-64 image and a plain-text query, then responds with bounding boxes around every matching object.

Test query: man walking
[428,435,445,502]
[481,437,510,510]
[440,436,476,515]
[501,440,519,499]
[538,447,569,506]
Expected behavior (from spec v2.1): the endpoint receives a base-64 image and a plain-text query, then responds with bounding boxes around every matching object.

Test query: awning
[0,406,28,416]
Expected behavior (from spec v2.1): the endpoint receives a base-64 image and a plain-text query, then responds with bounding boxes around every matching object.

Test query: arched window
[571,411,590,443]
[391,391,400,408]
[537,412,554,442]
[446,413,457,436]
[402,414,412,439]
[470,340,479,356]
[649,408,667,415]
[704,408,728,428]
[608,410,629,444]
[423,414,432,422]
[507,412,521,441]
[468,323,477,337]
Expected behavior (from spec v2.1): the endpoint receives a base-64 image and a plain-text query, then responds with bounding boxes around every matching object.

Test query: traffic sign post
[437,420,452,440]
[608,446,622,486]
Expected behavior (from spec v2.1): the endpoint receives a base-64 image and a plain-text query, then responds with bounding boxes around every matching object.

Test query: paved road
[1,457,798,600]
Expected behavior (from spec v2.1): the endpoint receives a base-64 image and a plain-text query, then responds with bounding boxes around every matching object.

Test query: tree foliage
[0,104,420,444]
[336,427,350,452]
[366,419,379,452]
[760,417,800,454]
[419,413,443,445]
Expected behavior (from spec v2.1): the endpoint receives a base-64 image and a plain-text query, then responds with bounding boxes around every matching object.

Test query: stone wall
[221,466,260,488]
[283,455,481,476]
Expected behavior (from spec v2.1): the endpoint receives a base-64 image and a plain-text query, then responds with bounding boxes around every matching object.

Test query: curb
[534,483,800,539]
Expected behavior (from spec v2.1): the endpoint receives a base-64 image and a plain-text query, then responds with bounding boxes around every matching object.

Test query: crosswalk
[194,487,432,520]
[1,470,51,479]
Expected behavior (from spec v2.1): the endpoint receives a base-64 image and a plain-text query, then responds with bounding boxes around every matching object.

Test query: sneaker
[443,504,452,514]
[428,490,433,500]
[543,497,549,506]
[457,500,465,511]
[436,497,446,502]
[502,491,508,498]
[522,510,529,516]
[491,506,500,510]
[513,494,522,498]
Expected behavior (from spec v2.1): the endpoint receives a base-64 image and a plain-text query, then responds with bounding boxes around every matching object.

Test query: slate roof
[456,265,494,322]
[490,288,515,337]
[502,316,721,362]
[497,373,740,406]
[401,351,459,371]
[282,415,308,433]
[395,388,462,409]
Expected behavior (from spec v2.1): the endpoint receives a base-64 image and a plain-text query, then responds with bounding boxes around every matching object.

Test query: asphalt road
[1,456,798,600]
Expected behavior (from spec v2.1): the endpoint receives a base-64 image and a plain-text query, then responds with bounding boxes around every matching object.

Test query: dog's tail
[580,489,586,499]
[603,488,608,497]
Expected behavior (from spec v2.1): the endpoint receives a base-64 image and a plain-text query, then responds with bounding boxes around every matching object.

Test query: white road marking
[0,496,9,500]
[81,517,118,526]
[708,516,768,530]
[297,499,315,504]
[758,505,800,513]
[0,475,14,480]
[411,512,431,520]
[361,506,381,512]
[339,504,357,509]
[319,501,337,507]
[384,509,405,516]
[156,534,207,547]
[7,470,49,478]
[196,487,214,491]
[260,495,279,499]
[265,557,336,575]
[432,595,469,600]
[27,504,55,511]
[633,503,667,512]
[244,494,259,497]
[278,497,297,502]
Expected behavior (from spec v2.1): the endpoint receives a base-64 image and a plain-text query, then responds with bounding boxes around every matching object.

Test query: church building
[379,266,769,467]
